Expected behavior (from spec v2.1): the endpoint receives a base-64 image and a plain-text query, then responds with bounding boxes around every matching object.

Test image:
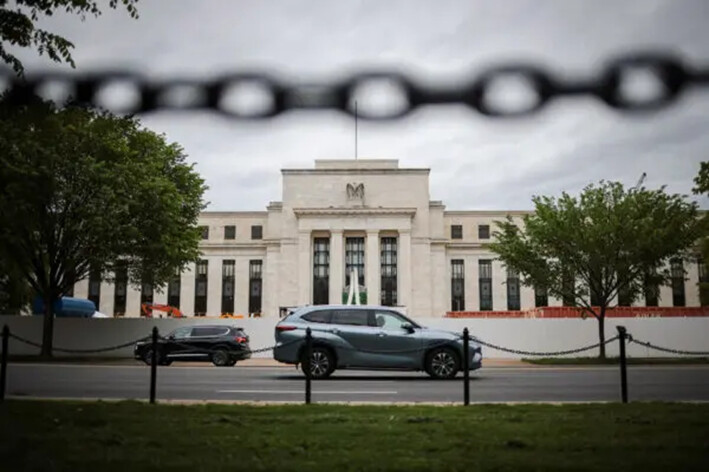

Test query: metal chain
[470,335,620,357]
[628,337,709,356]
[8,332,150,354]
[2,52,708,119]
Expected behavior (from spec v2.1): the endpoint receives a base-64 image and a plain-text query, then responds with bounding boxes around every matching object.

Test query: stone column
[365,230,380,306]
[263,245,280,317]
[207,257,222,316]
[125,283,141,318]
[467,256,480,312]
[329,230,344,304]
[181,262,196,316]
[399,230,412,310]
[298,231,311,305]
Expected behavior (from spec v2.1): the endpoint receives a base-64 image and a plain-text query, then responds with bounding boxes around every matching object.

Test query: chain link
[2,52,708,119]
[470,335,619,357]
[628,337,709,356]
[8,333,150,354]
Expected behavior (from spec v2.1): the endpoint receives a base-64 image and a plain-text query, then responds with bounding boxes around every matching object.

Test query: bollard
[463,327,470,406]
[150,326,158,404]
[0,326,8,402]
[305,327,312,405]
[617,326,628,404]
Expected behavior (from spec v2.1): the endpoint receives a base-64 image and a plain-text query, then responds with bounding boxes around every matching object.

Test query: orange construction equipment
[141,303,184,318]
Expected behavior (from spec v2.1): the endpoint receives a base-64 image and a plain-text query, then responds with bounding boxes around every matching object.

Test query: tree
[693,161,709,305]
[1,0,139,75]
[0,95,207,356]
[488,181,702,358]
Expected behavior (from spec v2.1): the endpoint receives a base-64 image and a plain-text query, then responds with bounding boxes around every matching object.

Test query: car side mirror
[402,323,415,333]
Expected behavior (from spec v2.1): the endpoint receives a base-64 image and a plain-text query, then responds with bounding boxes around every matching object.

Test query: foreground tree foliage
[693,161,709,305]
[0,0,139,74]
[489,181,702,358]
[0,96,206,356]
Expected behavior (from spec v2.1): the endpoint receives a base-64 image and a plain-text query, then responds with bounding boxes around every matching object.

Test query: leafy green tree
[0,96,206,356]
[489,181,702,358]
[693,161,709,305]
[1,0,139,75]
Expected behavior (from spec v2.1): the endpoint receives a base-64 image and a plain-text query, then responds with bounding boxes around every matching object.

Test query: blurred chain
[471,336,619,356]
[8,333,150,354]
[2,52,708,119]
[628,337,709,356]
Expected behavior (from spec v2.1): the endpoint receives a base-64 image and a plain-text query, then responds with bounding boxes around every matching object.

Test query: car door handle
[377,332,387,337]
[330,328,340,334]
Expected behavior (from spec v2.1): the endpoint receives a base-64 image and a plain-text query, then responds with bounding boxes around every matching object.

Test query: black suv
[134,325,251,367]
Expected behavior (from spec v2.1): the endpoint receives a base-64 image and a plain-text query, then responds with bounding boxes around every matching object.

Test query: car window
[373,310,412,330]
[190,327,227,337]
[170,327,192,339]
[302,310,332,323]
[331,309,369,326]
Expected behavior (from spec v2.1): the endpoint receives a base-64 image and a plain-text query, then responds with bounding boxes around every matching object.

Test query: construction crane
[140,303,184,318]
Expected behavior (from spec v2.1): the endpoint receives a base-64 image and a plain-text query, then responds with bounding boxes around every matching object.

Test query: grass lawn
[523,357,709,365]
[1,401,709,471]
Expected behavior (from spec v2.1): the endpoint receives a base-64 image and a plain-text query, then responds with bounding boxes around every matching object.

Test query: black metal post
[150,326,158,404]
[463,327,470,406]
[0,326,8,402]
[617,326,628,404]
[305,327,312,405]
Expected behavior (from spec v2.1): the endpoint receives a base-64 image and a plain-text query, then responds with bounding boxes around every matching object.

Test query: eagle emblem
[346,182,365,200]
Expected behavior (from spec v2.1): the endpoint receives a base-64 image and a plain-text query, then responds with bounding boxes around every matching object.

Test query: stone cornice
[292,207,417,217]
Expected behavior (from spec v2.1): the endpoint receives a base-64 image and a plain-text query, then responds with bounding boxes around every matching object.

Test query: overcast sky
[7,0,709,210]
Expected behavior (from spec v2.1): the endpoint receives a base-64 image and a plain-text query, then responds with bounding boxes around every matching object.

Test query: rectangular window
[644,271,659,307]
[168,267,181,309]
[251,225,263,240]
[451,259,465,311]
[562,270,575,307]
[380,237,398,306]
[313,237,330,305]
[88,267,101,310]
[249,260,263,314]
[140,280,153,316]
[617,283,632,307]
[698,257,709,283]
[224,225,236,240]
[64,266,76,297]
[506,268,520,311]
[451,225,463,239]
[671,258,685,307]
[200,226,209,240]
[194,260,208,316]
[113,264,128,317]
[479,259,492,311]
[478,224,490,240]
[221,260,235,315]
[345,237,365,288]
[534,286,548,307]
[590,288,602,307]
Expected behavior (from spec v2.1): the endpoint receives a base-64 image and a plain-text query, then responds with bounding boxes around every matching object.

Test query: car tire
[425,347,460,379]
[143,348,162,366]
[211,349,230,367]
[301,346,335,379]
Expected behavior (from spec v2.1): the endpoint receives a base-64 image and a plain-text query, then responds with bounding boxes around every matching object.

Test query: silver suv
[273,305,482,379]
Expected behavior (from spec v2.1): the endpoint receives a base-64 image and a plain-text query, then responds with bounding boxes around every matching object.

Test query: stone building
[70,159,702,318]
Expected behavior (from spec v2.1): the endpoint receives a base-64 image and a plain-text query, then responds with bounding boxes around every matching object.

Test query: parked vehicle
[134,324,251,366]
[273,305,482,379]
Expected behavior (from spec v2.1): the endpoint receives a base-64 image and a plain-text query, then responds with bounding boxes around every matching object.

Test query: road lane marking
[216,389,398,394]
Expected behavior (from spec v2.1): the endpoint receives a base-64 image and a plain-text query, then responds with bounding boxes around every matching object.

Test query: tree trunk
[41,292,55,359]
[597,308,606,359]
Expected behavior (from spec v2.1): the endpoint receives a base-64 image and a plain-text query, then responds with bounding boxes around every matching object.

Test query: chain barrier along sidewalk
[1,324,708,405]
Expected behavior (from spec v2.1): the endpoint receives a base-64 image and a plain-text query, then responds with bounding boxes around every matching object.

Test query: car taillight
[276,325,297,331]
[235,336,247,343]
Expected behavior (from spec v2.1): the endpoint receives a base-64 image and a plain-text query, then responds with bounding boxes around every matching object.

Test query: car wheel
[426,347,460,379]
[302,347,335,379]
[143,348,161,366]
[226,359,237,367]
[211,349,230,367]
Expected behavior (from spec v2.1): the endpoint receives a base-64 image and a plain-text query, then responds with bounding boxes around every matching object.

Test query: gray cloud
[6,0,709,211]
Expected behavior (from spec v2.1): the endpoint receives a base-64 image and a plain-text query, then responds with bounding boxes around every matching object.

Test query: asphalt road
[6,363,709,403]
